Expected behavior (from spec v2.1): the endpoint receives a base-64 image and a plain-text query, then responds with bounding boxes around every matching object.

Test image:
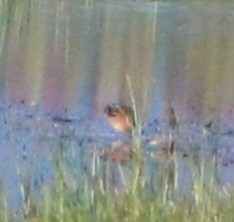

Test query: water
[0,0,234,214]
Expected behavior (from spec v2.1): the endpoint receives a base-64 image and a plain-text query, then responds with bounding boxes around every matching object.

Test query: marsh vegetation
[0,0,234,221]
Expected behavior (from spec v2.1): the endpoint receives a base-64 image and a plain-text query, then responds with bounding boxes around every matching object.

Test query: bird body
[104,105,136,133]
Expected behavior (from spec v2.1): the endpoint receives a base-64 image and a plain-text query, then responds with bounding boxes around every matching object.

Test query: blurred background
[1,0,233,125]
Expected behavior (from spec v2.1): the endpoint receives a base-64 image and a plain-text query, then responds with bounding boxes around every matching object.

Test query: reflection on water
[0,0,234,214]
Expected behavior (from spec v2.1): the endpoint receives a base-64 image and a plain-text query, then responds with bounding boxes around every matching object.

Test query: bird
[104,105,136,133]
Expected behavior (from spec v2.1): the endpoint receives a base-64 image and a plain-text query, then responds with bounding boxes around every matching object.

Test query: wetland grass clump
[18,142,234,222]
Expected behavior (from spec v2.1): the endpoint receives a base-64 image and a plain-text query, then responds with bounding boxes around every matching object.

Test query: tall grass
[1,138,228,222]
[0,0,234,221]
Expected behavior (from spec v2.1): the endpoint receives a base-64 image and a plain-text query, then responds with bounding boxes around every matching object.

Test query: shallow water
[0,104,233,214]
[0,0,234,214]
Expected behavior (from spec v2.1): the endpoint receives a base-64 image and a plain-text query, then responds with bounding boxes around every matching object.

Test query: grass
[1,138,231,222]
[1,0,234,221]
[24,176,234,222]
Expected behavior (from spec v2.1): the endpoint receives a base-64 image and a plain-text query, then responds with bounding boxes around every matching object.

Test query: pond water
[0,0,234,216]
